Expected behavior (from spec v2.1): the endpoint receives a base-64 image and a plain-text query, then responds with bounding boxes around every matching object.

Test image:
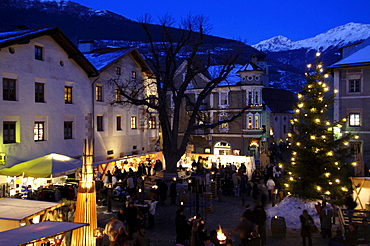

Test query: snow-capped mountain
[253,22,370,52]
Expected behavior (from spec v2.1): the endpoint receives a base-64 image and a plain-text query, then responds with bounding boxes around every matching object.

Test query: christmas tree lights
[285,54,354,204]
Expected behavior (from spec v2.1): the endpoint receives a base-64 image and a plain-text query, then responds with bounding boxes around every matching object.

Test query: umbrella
[0,153,82,178]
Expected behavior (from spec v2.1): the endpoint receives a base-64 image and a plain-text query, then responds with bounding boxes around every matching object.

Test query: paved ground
[96,180,331,246]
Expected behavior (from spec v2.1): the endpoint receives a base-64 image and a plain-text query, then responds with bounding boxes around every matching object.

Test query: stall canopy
[0,153,82,178]
[0,198,63,232]
[0,221,87,245]
[0,198,62,221]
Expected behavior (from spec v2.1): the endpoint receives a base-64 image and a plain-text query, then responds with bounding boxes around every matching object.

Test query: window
[64,86,72,104]
[255,114,260,129]
[149,116,156,129]
[96,85,103,101]
[219,114,229,131]
[64,121,73,139]
[35,46,43,60]
[3,78,16,101]
[349,113,361,127]
[35,83,45,102]
[220,92,228,105]
[255,91,259,104]
[3,122,16,143]
[349,79,361,92]
[132,71,137,79]
[149,95,156,105]
[131,116,137,129]
[115,88,121,102]
[34,122,44,141]
[97,116,103,131]
[247,115,253,129]
[116,116,122,130]
[116,66,121,75]
[247,91,252,105]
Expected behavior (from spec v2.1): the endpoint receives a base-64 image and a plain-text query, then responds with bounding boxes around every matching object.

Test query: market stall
[93,152,164,176]
[350,177,370,210]
[177,154,256,178]
[0,153,81,199]
[0,221,87,246]
[0,198,63,232]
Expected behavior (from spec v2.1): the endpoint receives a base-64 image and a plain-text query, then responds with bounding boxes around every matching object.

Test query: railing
[337,208,370,232]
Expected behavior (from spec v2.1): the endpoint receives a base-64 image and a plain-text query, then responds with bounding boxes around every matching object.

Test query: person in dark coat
[300,209,314,246]
[169,179,177,205]
[320,204,333,238]
[157,179,168,206]
[125,202,138,238]
[175,208,189,245]
[254,204,267,245]
[345,223,358,246]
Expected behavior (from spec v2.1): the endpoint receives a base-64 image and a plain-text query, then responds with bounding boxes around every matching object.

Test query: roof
[329,44,370,68]
[0,221,87,245]
[0,27,98,77]
[84,47,153,74]
[0,198,62,221]
[262,88,297,113]
[238,62,263,72]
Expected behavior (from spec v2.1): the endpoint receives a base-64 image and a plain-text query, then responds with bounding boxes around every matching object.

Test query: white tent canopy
[0,198,63,232]
[0,221,87,245]
[0,198,62,220]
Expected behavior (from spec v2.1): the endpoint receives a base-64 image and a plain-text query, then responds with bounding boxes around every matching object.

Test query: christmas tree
[285,53,354,204]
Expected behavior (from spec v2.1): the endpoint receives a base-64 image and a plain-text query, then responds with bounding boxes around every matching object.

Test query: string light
[317,186,322,191]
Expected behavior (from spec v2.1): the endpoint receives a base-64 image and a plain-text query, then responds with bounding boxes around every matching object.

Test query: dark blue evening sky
[73,0,370,44]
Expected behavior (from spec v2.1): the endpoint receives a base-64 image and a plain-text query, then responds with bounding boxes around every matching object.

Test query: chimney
[78,40,95,53]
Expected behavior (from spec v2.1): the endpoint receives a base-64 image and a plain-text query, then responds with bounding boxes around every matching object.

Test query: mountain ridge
[253,22,370,52]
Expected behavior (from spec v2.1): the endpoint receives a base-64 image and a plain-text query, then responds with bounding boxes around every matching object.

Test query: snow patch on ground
[266,196,321,229]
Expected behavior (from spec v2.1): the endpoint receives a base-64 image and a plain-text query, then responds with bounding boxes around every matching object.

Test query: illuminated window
[64,86,72,104]
[131,116,137,129]
[149,116,156,129]
[34,122,44,141]
[247,115,253,129]
[349,113,360,127]
[255,114,259,129]
[96,85,103,101]
[115,88,121,102]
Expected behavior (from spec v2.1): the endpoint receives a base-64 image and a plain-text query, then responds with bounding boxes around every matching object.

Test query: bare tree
[113,14,249,172]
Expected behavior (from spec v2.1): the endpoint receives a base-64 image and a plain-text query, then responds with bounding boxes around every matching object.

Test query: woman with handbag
[300,210,314,246]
